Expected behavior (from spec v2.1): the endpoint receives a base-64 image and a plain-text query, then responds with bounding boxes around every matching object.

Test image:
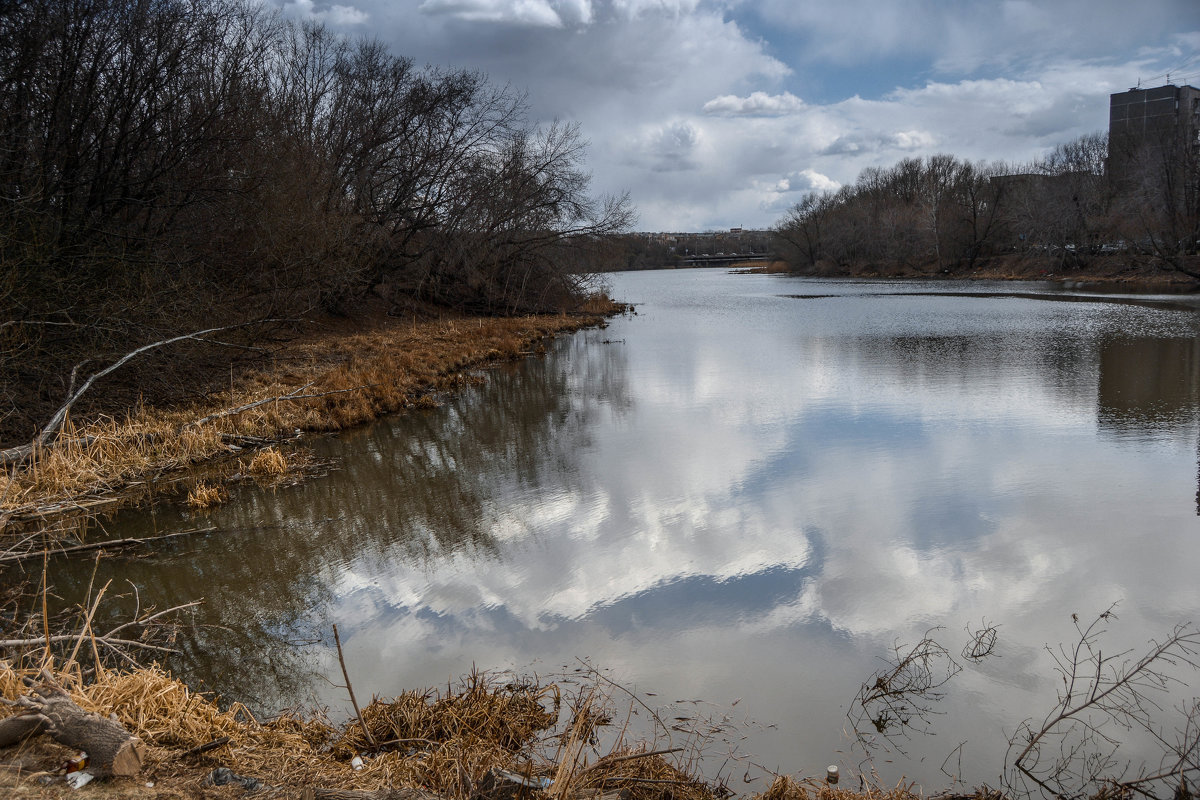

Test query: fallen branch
[175,736,231,760]
[37,321,290,447]
[188,382,314,427]
[0,634,182,655]
[580,747,683,772]
[1006,606,1200,799]
[334,623,376,749]
[188,382,379,428]
[0,601,201,662]
[1,437,99,468]
[595,777,695,786]
[0,528,215,564]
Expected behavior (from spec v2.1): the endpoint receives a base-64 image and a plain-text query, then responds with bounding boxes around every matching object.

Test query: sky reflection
[76,270,1200,790]
[299,272,1200,787]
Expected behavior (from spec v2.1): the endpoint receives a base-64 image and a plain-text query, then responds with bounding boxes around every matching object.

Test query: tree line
[773,130,1200,278]
[0,0,632,445]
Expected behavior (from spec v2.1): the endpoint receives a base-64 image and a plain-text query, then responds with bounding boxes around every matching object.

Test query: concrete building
[1107,83,1200,191]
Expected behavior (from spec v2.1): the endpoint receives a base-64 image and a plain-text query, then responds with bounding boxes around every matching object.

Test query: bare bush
[1005,606,1200,800]
[848,628,963,755]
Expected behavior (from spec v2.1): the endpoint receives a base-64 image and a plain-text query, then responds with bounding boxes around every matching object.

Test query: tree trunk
[0,713,46,747]
[2,688,146,777]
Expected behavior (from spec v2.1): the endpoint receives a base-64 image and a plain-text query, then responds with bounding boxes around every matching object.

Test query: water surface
[60,270,1200,791]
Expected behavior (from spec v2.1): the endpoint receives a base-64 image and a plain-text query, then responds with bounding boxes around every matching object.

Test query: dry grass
[0,658,981,800]
[0,663,740,800]
[338,675,559,756]
[246,447,287,477]
[0,311,613,530]
[759,776,929,800]
[579,293,630,315]
[185,482,226,510]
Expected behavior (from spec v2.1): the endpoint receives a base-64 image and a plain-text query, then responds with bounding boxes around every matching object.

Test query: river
[54,269,1200,792]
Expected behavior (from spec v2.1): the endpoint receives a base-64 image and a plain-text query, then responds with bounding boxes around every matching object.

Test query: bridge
[681,252,773,266]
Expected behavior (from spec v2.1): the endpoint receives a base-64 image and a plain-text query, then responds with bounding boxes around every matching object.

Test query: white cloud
[324,3,369,24]
[890,129,937,149]
[610,0,700,18]
[556,0,594,25]
[791,168,839,193]
[270,0,1200,228]
[703,91,805,117]
[632,120,703,172]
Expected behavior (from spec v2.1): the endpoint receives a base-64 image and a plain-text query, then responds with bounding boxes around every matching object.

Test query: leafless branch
[36,321,289,447]
[1005,605,1200,800]
[847,628,963,755]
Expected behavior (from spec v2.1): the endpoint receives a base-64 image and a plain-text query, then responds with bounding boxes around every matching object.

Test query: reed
[760,774,946,800]
[246,447,287,477]
[0,663,734,800]
[1,311,614,530]
[185,482,226,509]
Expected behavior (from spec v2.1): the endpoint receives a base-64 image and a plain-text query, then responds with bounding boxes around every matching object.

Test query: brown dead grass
[761,776,920,800]
[246,447,287,477]
[0,310,614,529]
[0,662,743,800]
[184,482,226,510]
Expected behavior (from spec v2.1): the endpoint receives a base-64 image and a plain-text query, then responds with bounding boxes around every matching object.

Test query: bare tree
[773,191,835,270]
[1,2,632,446]
[1110,129,1200,277]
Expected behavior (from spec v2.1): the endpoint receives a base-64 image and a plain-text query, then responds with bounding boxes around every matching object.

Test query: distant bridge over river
[681,252,773,266]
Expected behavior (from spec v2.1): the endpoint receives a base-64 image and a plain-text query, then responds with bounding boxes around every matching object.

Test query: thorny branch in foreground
[1005,605,1200,800]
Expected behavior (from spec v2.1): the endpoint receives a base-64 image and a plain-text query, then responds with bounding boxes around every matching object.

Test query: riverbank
[738,254,1200,290]
[0,660,937,800]
[0,299,623,538]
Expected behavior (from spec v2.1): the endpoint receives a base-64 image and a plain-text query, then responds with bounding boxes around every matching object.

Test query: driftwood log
[0,681,145,777]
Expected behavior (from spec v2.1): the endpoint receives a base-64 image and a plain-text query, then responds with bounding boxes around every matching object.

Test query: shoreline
[0,660,889,800]
[0,302,621,537]
[728,255,1200,291]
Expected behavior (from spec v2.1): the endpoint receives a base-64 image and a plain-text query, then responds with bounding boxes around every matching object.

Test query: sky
[271,0,1200,232]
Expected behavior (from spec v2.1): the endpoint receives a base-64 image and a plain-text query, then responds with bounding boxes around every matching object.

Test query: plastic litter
[495,768,552,789]
[66,772,94,789]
